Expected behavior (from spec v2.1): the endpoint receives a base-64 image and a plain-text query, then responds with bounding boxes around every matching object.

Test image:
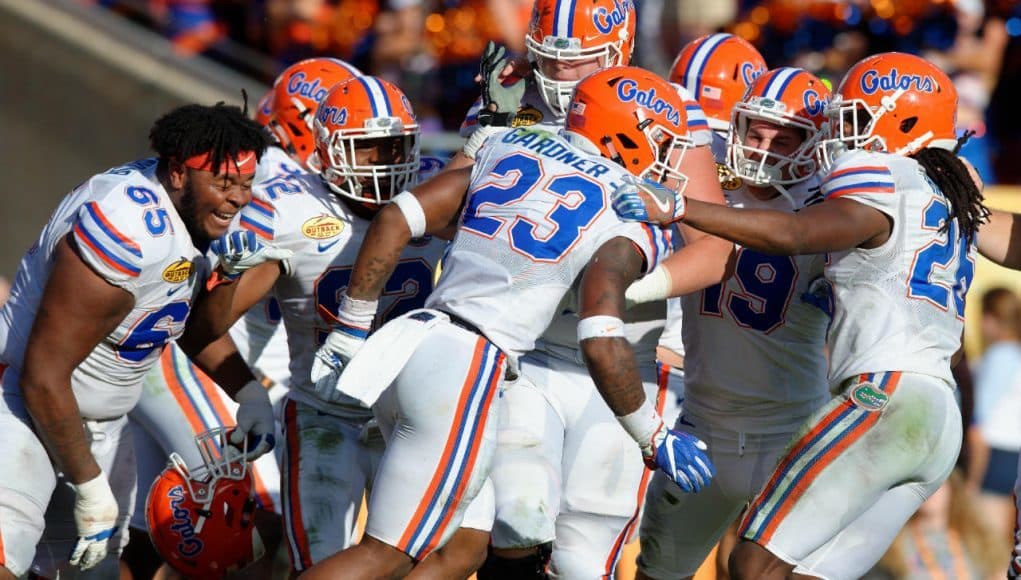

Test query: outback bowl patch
[162,259,193,283]
[302,215,344,240]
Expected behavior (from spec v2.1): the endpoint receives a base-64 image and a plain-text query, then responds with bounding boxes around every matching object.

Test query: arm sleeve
[71,200,145,294]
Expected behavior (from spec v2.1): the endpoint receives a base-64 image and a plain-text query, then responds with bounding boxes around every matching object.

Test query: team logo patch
[302,215,344,240]
[512,106,544,127]
[716,163,743,190]
[162,259,193,284]
[850,382,888,411]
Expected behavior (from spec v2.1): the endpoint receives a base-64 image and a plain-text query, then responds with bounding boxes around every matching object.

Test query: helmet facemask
[727,98,821,188]
[315,116,420,207]
[527,33,628,117]
[816,97,887,171]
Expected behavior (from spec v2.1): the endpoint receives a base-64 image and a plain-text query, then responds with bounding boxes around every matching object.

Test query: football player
[122,57,363,579]
[300,65,716,580]
[652,32,768,432]
[184,74,495,577]
[612,52,987,580]
[0,103,273,579]
[624,68,834,580]
[456,16,733,577]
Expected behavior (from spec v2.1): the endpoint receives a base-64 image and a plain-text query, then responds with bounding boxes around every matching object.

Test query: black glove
[477,41,527,127]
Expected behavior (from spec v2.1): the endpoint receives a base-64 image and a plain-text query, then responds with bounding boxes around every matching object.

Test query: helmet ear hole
[616,133,639,149]
[900,117,919,134]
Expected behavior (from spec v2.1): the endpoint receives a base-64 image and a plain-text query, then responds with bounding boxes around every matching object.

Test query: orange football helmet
[313,75,420,206]
[146,429,264,578]
[565,66,700,188]
[268,58,363,170]
[818,52,958,167]
[728,67,831,188]
[669,33,767,134]
[254,89,274,127]
[526,0,636,117]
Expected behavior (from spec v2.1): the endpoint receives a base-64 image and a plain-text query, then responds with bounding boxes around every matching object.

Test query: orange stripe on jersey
[87,202,141,253]
[753,372,902,544]
[0,518,5,568]
[193,365,236,428]
[826,165,891,181]
[162,349,207,434]
[826,185,896,199]
[397,339,488,553]
[284,400,313,570]
[73,223,140,277]
[419,349,505,557]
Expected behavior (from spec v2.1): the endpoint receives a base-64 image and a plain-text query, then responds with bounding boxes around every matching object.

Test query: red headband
[182,150,258,175]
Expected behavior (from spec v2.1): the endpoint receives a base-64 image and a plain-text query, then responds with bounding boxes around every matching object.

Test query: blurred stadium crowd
[90,0,1021,184]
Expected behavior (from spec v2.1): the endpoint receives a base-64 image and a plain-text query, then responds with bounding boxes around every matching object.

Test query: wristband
[392,191,427,239]
[577,315,625,341]
[616,396,663,447]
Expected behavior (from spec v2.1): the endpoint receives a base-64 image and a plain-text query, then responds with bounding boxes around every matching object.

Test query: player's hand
[612,175,687,225]
[478,41,526,127]
[310,324,367,403]
[210,230,293,279]
[230,379,276,459]
[474,55,531,85]
[69,472,120,570]
[642,423,714,493]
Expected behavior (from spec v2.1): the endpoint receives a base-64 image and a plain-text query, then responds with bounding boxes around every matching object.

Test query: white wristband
[625,264,671,307]
[337,292,378,330]
[462,125,501,160]
[577,315,625,341]
[74,470,110,497]
[392,191,427,239]
[616,396,663,447]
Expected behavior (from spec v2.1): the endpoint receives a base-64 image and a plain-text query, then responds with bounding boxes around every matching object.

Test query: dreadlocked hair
[149,101,271,173]
[911,146,989,245]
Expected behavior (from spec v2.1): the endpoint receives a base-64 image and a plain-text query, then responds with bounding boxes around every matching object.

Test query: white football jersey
[0,158,207,418]
[425,127,671,360]
[241,147,446,413]
[530,90,714,362]
[681,176,831,430]
[823,150,973,388]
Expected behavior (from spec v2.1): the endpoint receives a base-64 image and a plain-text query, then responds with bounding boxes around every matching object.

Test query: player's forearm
[348,204,411,301]
[188,333,257,397]
[978,210,1021,269]
[22,377,100,484]
[662,234,735,297]
[683,199,804,255]
[581,337,647,416]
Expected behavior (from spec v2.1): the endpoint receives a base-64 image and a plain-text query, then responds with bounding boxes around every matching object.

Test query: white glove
[230,380,276,459]
[310,325,368,403]
[69,471,120,570]
[209,230,293,279]
[625,265,671,308]
[310,293,377,404]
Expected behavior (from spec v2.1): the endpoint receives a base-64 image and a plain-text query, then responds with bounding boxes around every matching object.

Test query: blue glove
[210,230,293,279]
[611,175,687,226]
[645,423,714,493]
